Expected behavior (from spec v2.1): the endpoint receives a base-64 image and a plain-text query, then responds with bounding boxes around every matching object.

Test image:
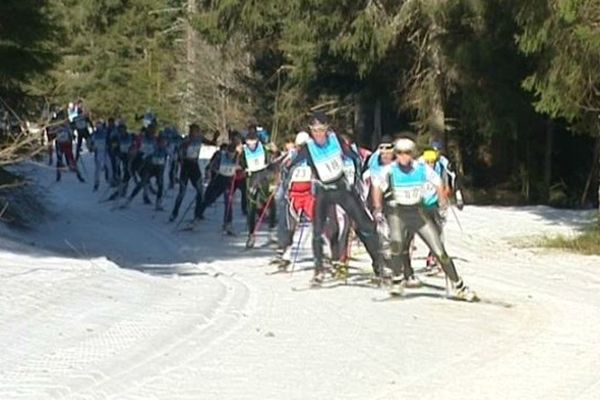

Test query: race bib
[314,155,344,183]
[392,186,423,206]
[343,160,356,184]
[119,141,131,153]
[246,155,266,172]
[186,143,201,160]
[95,141,106,152]
[141,141,154,154]
[219,163,237,177]
[75,118,87,130]
[244,143,267,172]
[152,155,166,166]
[291,165,312,182]
[57,130,70,143]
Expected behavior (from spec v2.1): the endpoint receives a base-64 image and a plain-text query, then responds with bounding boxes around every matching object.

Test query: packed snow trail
[1,154,599,400]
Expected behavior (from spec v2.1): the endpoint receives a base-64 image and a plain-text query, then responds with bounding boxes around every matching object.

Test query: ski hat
[295,131,310,146]
[378,135,394,151]
[431,139,444,151]
[423,149,439,163]
[394,131,417,153]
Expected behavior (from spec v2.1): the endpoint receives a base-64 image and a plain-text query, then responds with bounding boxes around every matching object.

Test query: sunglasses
[378,143,394,151]
[395,150,413,155]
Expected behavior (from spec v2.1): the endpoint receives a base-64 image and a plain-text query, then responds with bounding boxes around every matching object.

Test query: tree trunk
[183,0,197,129]
[428,18,445,140]
[543,120,555,203]
[372,98,382,148]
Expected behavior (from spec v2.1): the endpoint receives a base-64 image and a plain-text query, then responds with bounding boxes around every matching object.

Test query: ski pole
[250,187,277,239]
[449,205,464,233]
[290,211,305,276]
[175,198,195,230]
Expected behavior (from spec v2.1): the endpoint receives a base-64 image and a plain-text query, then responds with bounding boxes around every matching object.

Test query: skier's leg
[415,209,459,283]
[312,188,332,272]
[337,189,382,274]
[171,167,189,218]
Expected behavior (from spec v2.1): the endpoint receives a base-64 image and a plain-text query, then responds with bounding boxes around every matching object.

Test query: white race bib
[219,164,237,177]
[120,142,131,153]
[246,155,266,172]
[152,156,165,166]
[314,155,344,183]
[343,160,356,184]
[57,130,70,143]
[392,186,423,206]
[141,142,154,154]
[75,118,87,130]
[186,143,201,160]
[291,165,312,183]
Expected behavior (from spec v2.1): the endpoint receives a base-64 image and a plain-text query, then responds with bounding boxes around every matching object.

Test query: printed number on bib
[393,187,423,206]
[343,162,356,184]
[152,156,165,166]
[186,144,201,160]
[141,143,154,154]
[423,182,437,197]
[291,165,312,182]
[219,164,237,177]
[316,156,343,182]
[57,131,70,143]
[247,156,265,172]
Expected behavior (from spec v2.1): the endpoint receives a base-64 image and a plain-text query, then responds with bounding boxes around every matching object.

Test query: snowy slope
[1,154,599,400]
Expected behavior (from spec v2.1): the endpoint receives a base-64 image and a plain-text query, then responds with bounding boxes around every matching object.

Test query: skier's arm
[447,160,464,209]
[425,164,447,206]
[287,145,309,169]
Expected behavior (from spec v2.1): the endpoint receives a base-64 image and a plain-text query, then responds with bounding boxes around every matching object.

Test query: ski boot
[245,235,255,249]
[403,275,423,289]
[453,280,479,302]
[389,277,404,297]
[93,183,99,192]
[223,223,236,236]
[169,212,177,222]
[424,255,442,276]
[143,196,152,205]
[310,269,325,287]
[332,262,349,281]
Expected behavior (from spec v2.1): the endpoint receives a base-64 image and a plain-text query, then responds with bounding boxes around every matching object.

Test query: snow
[1,153,599,400]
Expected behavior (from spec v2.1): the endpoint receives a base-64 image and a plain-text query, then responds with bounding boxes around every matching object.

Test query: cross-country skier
[122,126,167,210]
[240,130,276,248]
[272,132,314,269]
[371,133,477,300]
[170,123,205,223]
[194,142,241,234]
[288,112,384,286]
[90,121,111,191]
[55,121,85,183]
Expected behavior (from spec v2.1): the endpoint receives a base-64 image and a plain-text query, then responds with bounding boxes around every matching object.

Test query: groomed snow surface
[1,155,599,400]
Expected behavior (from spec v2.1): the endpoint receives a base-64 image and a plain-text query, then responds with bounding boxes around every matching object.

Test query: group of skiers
[43,105,477,301]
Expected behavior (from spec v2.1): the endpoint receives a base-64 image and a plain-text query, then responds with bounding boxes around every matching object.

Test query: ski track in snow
[1,154,599,400]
